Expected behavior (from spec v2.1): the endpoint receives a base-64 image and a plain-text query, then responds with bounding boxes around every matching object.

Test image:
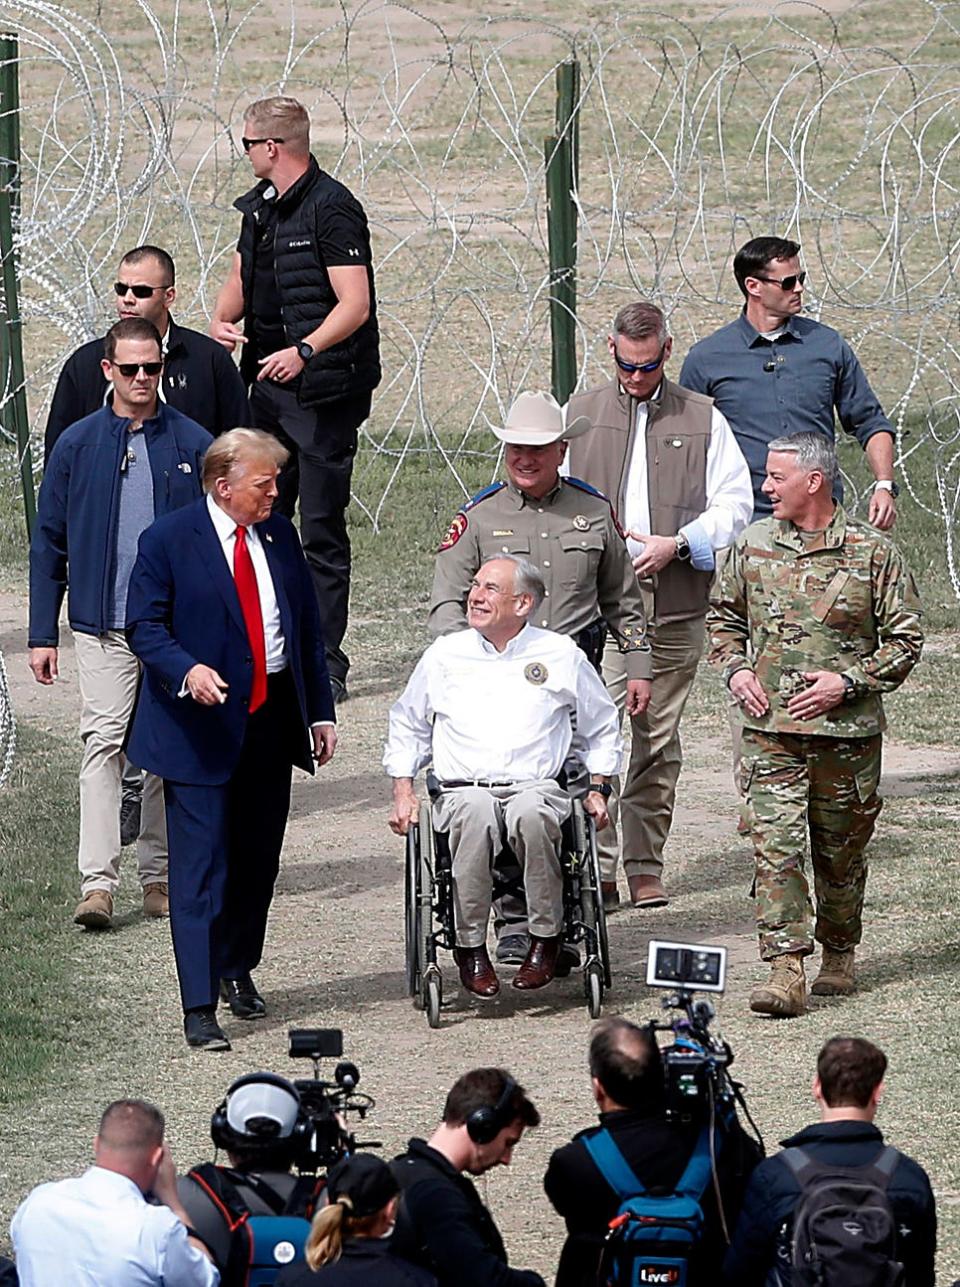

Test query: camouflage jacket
[707,506,923,737]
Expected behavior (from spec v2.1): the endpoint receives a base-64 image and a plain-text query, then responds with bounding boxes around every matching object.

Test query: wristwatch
[590,783,613,799]
[841,675,857,703]
[297,340,315,363]
[674,532,691,561]
[873,480,900,498]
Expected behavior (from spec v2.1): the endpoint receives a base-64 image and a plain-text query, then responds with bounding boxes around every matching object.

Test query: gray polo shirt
[109,428,154,629]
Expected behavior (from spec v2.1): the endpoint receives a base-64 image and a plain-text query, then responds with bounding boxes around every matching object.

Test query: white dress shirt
[11,1166,219,1287]
[384,624,621,782]
[621,389,753,569]
[207,493,285,672]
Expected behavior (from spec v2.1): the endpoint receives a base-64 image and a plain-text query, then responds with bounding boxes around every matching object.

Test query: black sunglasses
[114,281,171,298]
[753,270,807,291]
[111,361,163,377]
[242,136,284,152]
[613,343,666,375]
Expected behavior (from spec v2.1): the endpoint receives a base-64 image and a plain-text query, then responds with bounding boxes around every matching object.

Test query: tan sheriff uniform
[428,477,651,681]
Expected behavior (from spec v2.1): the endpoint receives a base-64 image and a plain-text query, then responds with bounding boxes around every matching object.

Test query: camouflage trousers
[741,729,883,960]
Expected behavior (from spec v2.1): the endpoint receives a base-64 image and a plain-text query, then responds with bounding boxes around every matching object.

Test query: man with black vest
[211,97,381,701]
[565,302,752,907]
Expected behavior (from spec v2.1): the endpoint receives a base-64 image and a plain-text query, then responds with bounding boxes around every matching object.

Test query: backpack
[187,1163,321,1286]
[781,1145,905,1287]
[583,1124,716,1287]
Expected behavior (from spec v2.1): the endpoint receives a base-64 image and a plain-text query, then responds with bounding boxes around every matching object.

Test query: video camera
[646,941,755,1136]
[287,1027,379,1174]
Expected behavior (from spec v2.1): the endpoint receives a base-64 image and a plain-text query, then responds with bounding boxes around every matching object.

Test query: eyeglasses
[242,136,284,152]
[114,281,171,298]
[613,343,666,375]
[753,270,807,291]
[111,361,163,377]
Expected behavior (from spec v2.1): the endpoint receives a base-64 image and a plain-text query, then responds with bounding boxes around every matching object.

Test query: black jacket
[43,319,249,462]
[544,1105,763,1287]
[722,1120,936,1286]
[276,1238,437,1287]
[235,156,381,406]
[390,1139,545,1287]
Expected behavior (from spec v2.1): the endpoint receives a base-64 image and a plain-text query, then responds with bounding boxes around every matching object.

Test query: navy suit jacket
[126,497,334,786]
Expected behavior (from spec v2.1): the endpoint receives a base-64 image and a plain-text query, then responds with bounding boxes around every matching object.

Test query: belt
[441,779,518,789]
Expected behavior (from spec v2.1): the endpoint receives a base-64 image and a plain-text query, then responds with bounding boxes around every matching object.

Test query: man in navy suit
[126,428,337,1050]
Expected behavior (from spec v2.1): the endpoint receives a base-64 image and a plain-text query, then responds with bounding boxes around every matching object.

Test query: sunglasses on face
[613,343,666,375]
[111,361,163,377]
[242,136,284,152]
[753,270,807,291]
[114,282,170,298]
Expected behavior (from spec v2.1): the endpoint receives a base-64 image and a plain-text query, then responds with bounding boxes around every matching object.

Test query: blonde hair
[305,1196,384,1270]
[201,428,288,492]
[244,96,310,154]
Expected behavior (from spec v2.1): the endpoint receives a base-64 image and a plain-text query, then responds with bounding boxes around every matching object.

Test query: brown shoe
[811,947,856,996]
[454,945,500,998]
[74,890,113,929]
[142,883,169,918]
[513,933,562,990]
[750,952,807,1017]
[628,874,669,908]
[601,881,621,912]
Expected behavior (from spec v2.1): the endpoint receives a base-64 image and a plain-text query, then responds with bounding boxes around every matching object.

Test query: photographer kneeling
[544,1017,762,1287]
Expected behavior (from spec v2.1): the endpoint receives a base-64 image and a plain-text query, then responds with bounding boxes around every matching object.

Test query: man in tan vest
[565,302,753,906]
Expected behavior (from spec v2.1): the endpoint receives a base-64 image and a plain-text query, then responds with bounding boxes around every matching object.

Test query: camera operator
[544,1016,762,1287]
[390,1067,546,1287]
[178,1073,319,1279]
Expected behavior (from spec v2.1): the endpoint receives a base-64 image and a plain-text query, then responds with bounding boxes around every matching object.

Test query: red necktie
[233,525,268,713]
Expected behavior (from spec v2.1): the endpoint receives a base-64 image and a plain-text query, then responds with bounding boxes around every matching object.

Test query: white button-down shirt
[384,624,621,782]
[207,493,285,672]
[11,1166,219,1287]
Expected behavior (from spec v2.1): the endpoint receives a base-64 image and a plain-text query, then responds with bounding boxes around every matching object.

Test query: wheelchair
[404,775,612,1028]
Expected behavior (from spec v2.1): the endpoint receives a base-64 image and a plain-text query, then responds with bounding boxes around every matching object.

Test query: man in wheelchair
[385,554,621,997]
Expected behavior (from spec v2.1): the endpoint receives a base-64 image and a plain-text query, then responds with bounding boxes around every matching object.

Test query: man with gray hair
[385,555,621,995]
[708,433,922,1016]
[565,302,753,909]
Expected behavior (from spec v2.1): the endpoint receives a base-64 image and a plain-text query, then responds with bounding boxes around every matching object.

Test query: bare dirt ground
[4,582,960,1275]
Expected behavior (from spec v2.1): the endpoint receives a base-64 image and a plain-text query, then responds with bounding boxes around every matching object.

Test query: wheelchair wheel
[579,814,612,988]
[404,826,422,999]
[424,967,443,1029]
[585,960,604,1019]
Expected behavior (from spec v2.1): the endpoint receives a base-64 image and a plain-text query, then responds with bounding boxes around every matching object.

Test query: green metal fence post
[544,59,580,405]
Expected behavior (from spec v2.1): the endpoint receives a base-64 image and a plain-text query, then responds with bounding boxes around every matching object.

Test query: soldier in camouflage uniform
[708,432,922,1017]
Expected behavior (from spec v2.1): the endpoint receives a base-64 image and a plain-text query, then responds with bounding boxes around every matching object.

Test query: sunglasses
[613,343,666,375]
[753,270,807,291]
[242,136,284,152]
[111,361,163,377]
[114,281,171,298]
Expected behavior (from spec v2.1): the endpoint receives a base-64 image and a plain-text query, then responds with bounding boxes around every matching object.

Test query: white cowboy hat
[490,390,592,446]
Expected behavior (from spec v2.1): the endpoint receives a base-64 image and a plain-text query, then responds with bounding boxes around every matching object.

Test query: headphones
[211,1072,310,1160]
[465,1076,518,1145]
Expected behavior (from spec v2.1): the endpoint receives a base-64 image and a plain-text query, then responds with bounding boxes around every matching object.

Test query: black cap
[326,1153,399,1219]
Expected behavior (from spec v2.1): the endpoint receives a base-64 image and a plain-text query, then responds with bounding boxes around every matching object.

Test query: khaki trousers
[599,615,705,880]
[433,782,570,948]
[73,631,167,894]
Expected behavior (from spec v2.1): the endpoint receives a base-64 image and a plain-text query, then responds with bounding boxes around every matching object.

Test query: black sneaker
[120,792,142,847]
[496,933,529,965]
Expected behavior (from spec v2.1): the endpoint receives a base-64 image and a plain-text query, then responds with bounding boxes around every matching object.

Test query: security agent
[544,1017,761,1287]
[391,1068,546,1287]
[178,1072,312,1275]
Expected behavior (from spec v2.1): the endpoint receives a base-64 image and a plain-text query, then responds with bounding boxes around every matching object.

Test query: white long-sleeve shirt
[384,624,621,783]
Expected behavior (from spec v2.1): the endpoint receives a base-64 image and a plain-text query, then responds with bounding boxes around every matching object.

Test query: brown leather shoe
[74,890,113,929]
[454,945,500,998]
[628,874,669,908]
[513,933,562,990]
[142,882,169,918]
[601,881,621,912]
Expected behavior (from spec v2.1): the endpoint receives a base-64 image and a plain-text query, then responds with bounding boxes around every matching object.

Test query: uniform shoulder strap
[583,1128,647,1200]
[463,481,507,511]
[564,475,609,502]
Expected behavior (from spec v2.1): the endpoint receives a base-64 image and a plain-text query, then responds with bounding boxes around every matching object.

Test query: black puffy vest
[235,157,381,406]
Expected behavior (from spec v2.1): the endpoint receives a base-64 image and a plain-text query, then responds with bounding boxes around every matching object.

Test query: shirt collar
[475,623,529,656]
[736,309,803,348]
[506,477,562,508]
[773,503,847,553]
[86,1166,145,1198]
[207,491,247,543]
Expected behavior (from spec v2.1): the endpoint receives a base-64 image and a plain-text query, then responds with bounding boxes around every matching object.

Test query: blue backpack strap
[675,1125,719,1200]
[583,1128,647,1200]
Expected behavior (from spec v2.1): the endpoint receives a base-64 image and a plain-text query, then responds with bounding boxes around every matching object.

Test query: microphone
[763,360,776,372]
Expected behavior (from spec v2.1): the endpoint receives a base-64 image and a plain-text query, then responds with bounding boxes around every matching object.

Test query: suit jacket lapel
[194,502,248,639]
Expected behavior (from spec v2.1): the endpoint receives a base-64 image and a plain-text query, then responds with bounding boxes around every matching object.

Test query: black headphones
[211,1072,310,1159]
[465,1075,518,1145]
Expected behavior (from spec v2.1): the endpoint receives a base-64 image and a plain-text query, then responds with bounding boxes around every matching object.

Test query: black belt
[441,779,518,789]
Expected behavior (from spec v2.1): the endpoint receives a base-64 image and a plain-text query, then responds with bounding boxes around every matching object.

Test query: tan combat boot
[811,947,856,996]
[749,952,806,1017]
[73,890,114,929]
[142,882,170,919]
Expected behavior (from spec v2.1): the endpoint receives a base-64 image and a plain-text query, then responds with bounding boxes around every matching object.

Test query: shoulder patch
[463,480,507,512]
[438,512,468,552]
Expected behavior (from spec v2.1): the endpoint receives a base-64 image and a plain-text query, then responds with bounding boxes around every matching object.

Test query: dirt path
[2,586,958,1274]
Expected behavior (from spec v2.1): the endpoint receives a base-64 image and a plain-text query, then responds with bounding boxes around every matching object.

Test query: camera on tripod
[286,1027,378,1173]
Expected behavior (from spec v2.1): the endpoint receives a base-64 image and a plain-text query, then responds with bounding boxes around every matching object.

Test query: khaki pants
[74,631,167,895]
[433,782,570,948]
[599,616,705,881]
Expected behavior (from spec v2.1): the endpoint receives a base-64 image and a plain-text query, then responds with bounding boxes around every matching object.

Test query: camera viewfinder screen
[646,941,727,992]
